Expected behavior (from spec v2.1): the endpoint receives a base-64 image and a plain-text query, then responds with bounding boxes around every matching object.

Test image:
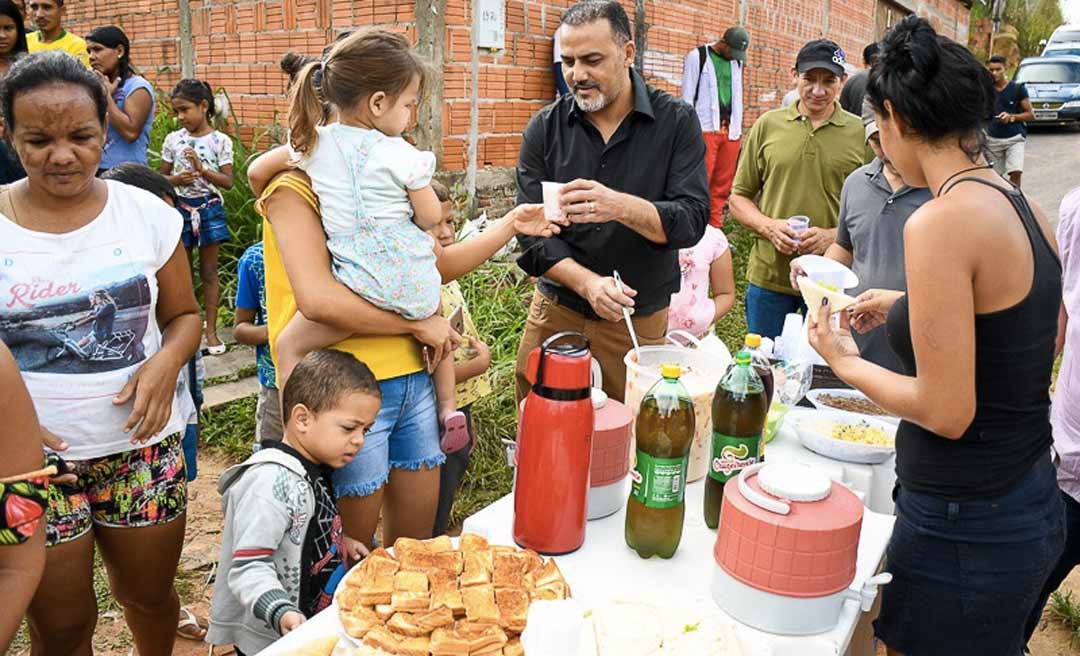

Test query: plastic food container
[623,333,731,482]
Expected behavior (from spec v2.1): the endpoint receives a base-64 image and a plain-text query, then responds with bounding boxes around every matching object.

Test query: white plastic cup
[788,215,810,242]
[779,312,804,353]
[541,181,565,221]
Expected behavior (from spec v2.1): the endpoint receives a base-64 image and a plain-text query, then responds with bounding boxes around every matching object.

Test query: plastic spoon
[612,270,641,361]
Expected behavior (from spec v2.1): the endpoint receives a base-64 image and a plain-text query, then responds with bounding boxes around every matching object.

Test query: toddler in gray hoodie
[207,349,381,655]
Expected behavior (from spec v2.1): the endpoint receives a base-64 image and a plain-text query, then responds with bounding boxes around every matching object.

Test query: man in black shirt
[986,55,1034,188]
[513,0,709,403]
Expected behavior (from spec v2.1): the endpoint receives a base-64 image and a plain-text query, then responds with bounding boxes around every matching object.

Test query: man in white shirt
[681,26,749,227]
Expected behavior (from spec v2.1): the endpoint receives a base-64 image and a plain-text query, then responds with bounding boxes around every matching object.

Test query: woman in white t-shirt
[0,52,202,655]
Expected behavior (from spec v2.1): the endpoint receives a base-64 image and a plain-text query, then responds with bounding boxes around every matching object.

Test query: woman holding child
[249,29,557,564]
[0,53,202,656]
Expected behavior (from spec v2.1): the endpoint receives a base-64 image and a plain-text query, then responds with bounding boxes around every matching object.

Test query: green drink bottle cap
[735,350,751,365]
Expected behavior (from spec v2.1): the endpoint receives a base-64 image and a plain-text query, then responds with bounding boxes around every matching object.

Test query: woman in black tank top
[806,17,1065,656]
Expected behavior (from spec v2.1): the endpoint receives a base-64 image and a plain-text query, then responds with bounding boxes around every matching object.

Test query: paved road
[1024,126,1080,227]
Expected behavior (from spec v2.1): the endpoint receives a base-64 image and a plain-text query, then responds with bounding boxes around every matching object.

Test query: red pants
[703,130,741,227]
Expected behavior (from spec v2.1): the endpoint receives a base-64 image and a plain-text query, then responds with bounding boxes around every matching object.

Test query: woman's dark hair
[86,26,132,80]
[865,15,994,157]
[0,1,28,57]
[288,28,427,158]
[280,51,317,87]
[100,163,176,205]
[0,51,107,132]
[170,78,216,118]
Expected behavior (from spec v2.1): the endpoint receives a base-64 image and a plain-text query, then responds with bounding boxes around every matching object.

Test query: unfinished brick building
[61,0,971,187]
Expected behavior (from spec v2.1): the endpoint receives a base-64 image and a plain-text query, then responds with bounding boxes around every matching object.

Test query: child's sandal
[439,411,470,454]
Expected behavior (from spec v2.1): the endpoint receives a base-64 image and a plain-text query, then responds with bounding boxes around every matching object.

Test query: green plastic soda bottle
[625,364,696,559]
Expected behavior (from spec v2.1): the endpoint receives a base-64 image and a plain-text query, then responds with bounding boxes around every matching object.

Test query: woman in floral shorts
[0,55,202,655]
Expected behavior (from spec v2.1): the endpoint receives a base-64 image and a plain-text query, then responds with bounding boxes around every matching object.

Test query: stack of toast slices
[336,533,571,655]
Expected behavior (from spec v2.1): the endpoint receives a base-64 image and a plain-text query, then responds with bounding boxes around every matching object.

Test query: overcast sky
[1065,0,1080,24]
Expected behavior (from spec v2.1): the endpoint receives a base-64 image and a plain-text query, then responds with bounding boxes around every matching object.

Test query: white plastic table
[462,481,895,656]
[263,411,898,656]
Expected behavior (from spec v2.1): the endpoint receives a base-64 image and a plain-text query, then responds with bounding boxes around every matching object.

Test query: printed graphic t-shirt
[0,180,187,460]
[161,128,234,199]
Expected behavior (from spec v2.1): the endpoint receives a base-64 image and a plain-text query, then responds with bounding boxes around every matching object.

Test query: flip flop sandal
[204,343,227,356]
[440,411,470,454]
[176,606,208,641]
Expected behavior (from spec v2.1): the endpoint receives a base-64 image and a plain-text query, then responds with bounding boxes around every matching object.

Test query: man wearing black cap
[728,39,870,339]
[681,26,750,227]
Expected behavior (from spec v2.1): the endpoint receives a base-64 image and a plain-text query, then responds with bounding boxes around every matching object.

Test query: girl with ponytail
[271,29,470,459]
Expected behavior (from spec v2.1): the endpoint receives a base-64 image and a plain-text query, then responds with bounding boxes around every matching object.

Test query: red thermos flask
[513,332,595,555]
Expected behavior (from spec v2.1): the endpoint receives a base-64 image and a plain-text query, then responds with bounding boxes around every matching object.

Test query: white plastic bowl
[805,388,900,425]
[792,409,896,465]
[792,255,859,290]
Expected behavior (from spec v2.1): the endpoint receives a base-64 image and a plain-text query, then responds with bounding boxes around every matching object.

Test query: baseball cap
[861,97,878,143]
[723,26,750,62]
[796,39,847,77]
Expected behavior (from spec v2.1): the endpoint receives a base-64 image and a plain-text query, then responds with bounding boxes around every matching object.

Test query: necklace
[936,164,994,197]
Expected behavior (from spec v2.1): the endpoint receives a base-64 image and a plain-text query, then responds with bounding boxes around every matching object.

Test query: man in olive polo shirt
[729,39,869,339]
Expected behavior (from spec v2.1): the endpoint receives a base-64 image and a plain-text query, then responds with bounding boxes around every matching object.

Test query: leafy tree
[973,0,1065,58]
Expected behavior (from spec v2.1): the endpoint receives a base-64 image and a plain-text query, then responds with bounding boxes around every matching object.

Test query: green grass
[1050,590,1080,643]
[205,362,259,389]
[201,395,259,463]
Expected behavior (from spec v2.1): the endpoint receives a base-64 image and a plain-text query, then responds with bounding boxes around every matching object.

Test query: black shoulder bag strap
[692,45,708,106]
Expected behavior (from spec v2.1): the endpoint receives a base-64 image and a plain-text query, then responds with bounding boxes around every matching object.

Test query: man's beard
[572,85,610,113]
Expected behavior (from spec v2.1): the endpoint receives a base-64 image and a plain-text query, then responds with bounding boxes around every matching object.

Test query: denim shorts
[178,194,230,248]
[332,370,445,497]
[874,454,1065,656]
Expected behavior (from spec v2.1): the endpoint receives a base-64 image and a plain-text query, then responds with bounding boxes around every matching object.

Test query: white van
[1042,25,1080,53]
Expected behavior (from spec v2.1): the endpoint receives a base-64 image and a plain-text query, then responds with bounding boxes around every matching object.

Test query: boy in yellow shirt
[26,0,89,66]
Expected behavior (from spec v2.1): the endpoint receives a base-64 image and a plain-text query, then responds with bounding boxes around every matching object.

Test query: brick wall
[60,0,969,171]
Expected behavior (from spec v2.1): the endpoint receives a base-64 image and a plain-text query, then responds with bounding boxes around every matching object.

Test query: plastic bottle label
[708,433,761,483]
[630,450,688,509]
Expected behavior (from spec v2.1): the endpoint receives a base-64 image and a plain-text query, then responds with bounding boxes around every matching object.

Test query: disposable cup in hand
[542,181,565,221]
[788,215,810,236]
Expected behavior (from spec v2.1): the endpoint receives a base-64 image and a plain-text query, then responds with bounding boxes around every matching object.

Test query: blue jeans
[1025,489,1080,646]
[332,371,445,498]
[745,283,805,339]
[874,456,1065,656]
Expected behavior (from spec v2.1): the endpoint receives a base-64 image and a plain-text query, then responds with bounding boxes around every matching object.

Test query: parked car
[1014,55,1080,125]
[1041,25,1080,54]
[1043,44,1080,58]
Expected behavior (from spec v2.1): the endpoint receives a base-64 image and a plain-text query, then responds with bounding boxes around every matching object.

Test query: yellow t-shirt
[27,30,90,67]
[258,173,424,381]
[441,281,492,408]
